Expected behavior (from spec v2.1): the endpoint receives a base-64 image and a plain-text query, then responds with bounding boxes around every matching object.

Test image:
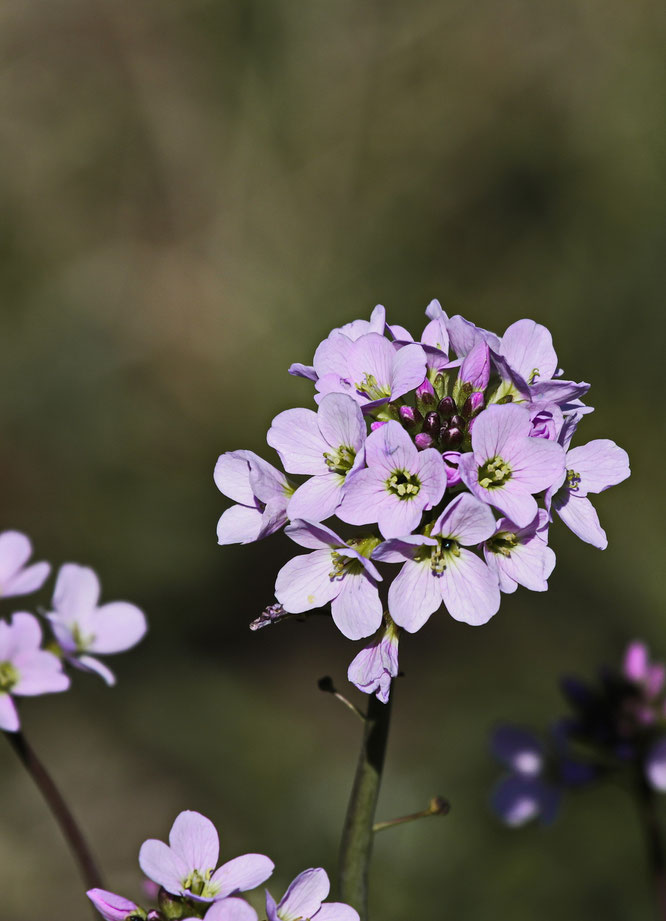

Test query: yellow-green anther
[386,470,421,500]
[323,444,356,476]
[487,530,519,557]
[0,661,18,692]
[566,469,581,491]
[355,374,391,401]
[478,456,512,489]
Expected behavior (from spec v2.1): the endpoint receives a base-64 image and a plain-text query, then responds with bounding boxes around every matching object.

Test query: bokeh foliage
[0,0,664,918]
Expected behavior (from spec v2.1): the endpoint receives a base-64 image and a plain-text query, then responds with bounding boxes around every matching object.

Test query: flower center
[386,469,421,500]
[355,373,391,401]
[478,456,512,489]
[329,551,363,580]
[415,537,460,573]
[182,867,219,898]
[566,469,581,491]
[71,623,94,653]
[486,530,519,557]
[0,661,19,692]
[323,444,356,477]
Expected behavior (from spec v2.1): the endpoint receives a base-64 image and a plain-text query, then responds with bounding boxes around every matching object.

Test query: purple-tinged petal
[87,889,142,921]
[76,654,117,686]
[3,611,42,654]
[288,475,344,522]
[433,494,496,545]
[246,457,290,505]
[3,561,51,597]
[485,537,555,593]
[314,905,361,921]
[564,440,630,495]
[0,693,19,732]
[471,404,532,460]
[363,420,418,475]
[348,623,399,703]
[88,602,147,654]
[255,499,289,541]
[211,854,274,899]
[313,331,354,379]
[421,299,450,354]
[553,493,607,549]
[438,550,500,626]
[414,448,447,508]
[459,341,490,390]
[389,343,428,400]
[529,379,590,405]
[347,334,395,396]
[169,811,219,872]
[0,531,33,580]
[284,519,344,550]
[377,494,423,539]
[267,409,329,475]
[623,643,648,682]
[372,533,436,563]
[12,652,70,695]
[217,506,264,545]
[53,564,100,619]
[138,839,189,894]
[265,890,280,921]
[388,561,441,633]
[491,726,543,775]
[278,868,329,921]
[447,315,500,357]
[213,452,257,505]
[317,393,366,453]
[288,363,317,381]
[336,469,389,527]
[500,319,557,383]
[204,898,259,921]
[275,550,339,613]
[442,451,462,486]
[331,573,383,640]
[646,738,666,792]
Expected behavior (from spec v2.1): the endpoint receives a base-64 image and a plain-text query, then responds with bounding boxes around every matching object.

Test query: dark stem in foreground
[338,693,392,920]
[4,730,103,892]
[636,777,666,920]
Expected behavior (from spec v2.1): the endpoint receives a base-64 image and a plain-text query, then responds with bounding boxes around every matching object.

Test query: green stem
[636,777,666,920]
[338,693,392,920]
[4,730,103,892]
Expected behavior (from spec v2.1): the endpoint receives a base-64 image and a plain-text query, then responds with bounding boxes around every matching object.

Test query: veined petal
[213,452,256,505]
[348,333,395,397]
[88,603,146,654]
[388,560,441,633]
[275,550,339,613]
[364,420,418,476]
[313,331,354,378]
[217,506,263,546]
[500,319,557,383]
[331,573,382,640]
[471,404,531,461]
[211,854,274,899]
[482,484,539,530]
[138,839,189,893]
[433,494,496,545]
[267,409,328,475]
[167,811,219,872]
[565,440,630,495]
[0,693,19,732]
[507,437,565,493]
[389,343,428,399]
[204,898,259,921]
[553,493,607,549]
[372,533,436,563]
[415,449,447,508]
[447,315,500,357]
[284,519,344,550]
[317,393,366,453]
[278,868,329,921]
[377,495,423,539]
[314,904,361,921]
[288,476,344,523]
[247,456,290,505]
[439,550,500,625]
[288,362,317,381]
[337,469,388,526]
[529,379,590,404]
[53,564,101,619]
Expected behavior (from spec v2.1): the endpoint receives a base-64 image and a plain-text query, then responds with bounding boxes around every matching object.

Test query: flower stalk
[4,729,103,892]
[338,693,392,920]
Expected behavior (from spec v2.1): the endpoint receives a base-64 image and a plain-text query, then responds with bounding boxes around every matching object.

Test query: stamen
[0,661,18,692]
[323,444,356,476]
[566,469,581,491]
[487,530,519,557]
[478,455,512,489]
[386,470,421,500]
[355,373,391,401]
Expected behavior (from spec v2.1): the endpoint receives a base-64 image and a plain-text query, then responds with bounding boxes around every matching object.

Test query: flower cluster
[88,810,358,921]
[490,641,666,827]
[214,303,630,702]
[0,530,146,732]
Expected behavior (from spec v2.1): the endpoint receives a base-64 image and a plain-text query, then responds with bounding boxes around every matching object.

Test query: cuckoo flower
[267,393,366,522]
[459,403,565,527]
[0,530,50,599]
[483,511,556,594]
[47,564,146,686]
[348,616,400,704]
[275,521,382,640]
[139,811,274,904]
[546,439,630,550]
[374,493,500,631]
[338,421,446,539]
[266,868,359,921]
[215,450,292,545]
[289,305,386,381]
[0,612,70,732]
[315,333,427,411]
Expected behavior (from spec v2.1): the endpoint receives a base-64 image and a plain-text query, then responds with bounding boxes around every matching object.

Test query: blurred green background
[0,0,664,918]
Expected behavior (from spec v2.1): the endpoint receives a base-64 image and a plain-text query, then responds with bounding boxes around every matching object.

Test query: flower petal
[364,421,418,476]
[76,655,117,686]
[217,506,264,546]
[88,603,147,654]
[388,560,441,633]
[204,898,259,921]
[565,440,630,495]
[167,811,219,872]
[284,520,344,550]
[267,409,328,475]
[317,393,366,453]
[439,550,500,625]
[331,573,382,640]
[213,452,257,505]
[389,343,428,400]
[433,494,496,545]
[12,651,70,695]
[211,854,274,899]
[275,550,339,613]
[0,693,19,732]
[53,564,101,620]
[553,493,607,549]
[138,839,189,893]
[500,319,557,383]
[491,726,543,775]
[314,904,361,921]
[2,561,51,597]
[278,868,329,921]
[287,476,344,523]
[87,888,142,921]
[0,531,32,581]
[471,404,531,461]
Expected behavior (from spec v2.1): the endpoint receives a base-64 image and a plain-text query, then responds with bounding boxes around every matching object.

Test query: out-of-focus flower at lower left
[0,612,70,732]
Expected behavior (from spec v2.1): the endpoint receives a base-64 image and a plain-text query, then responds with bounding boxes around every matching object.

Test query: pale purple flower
[348,616,399,704]
[338,421,446,539]
[0,612,70,732]
[646,738,666,792]
[275,521,382,640]
[266,868,359,921]
[139,811,274,904]
[267,394,366,522]
[289,306,386,381]
[215,451,292,545]
[374,493,500,631]
[499,319,558,385]
[87,889,144,921]
[458,404,565,527]
[483,511,556,594]
[315,333,427,411]
[47,564,146,686]
[490,726,560,827]
[546,439,630,550]
[0,530,50,599]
